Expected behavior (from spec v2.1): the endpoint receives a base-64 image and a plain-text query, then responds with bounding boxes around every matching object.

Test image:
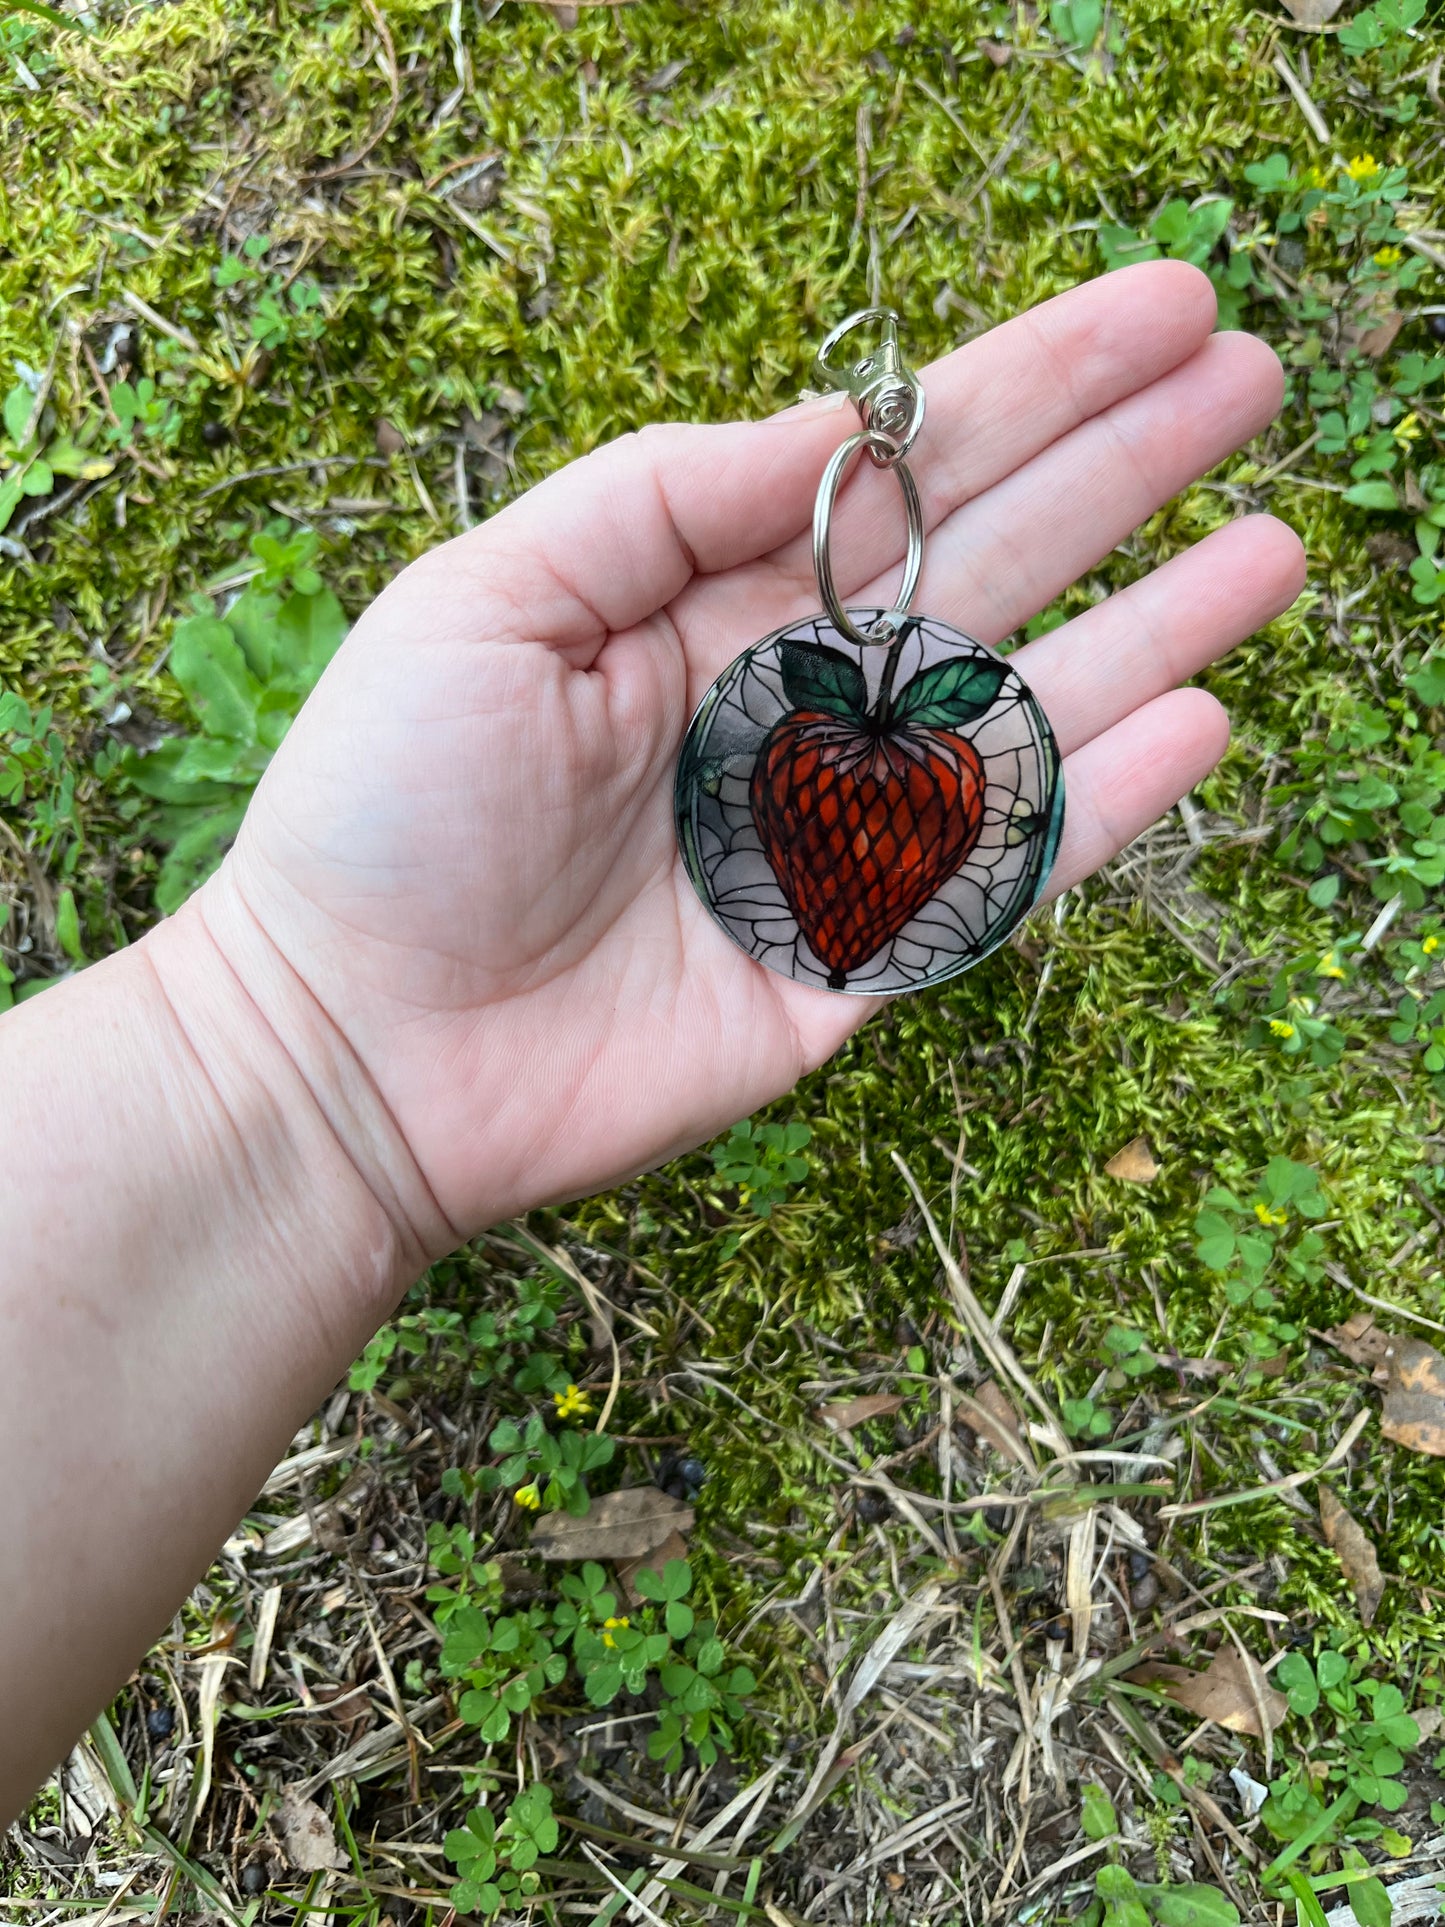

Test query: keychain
[675,308,1065,996]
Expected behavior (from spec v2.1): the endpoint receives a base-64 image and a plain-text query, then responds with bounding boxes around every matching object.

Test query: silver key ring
[812,427,925,649]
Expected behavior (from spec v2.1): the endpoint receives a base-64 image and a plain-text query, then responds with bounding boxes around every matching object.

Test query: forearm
[0,888,446,1822]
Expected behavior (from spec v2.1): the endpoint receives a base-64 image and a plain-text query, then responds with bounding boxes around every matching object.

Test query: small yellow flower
[1255,1203,1289,1227]
[514,1482,541,1511]
[602,1614,630,1649]
[1374,245,1404,270]
[1394,411,1423,446]
[553,1383,593,1420]
[1269,1019,1296,1040]
[1345,153,1380,183]
[1424,935,1440,956]
[1304,164,1329,190]
[1316,952,1347,980]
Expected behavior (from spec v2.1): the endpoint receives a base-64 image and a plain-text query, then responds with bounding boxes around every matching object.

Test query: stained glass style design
[675,611,1065,995]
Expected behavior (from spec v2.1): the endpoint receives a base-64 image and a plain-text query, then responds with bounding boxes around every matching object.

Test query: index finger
[440,262,1220,661]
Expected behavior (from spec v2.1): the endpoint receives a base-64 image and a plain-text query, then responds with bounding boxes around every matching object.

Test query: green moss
[5,0,1445,1910]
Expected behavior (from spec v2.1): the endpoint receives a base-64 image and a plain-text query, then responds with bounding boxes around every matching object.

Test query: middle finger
[849,328,1284,642]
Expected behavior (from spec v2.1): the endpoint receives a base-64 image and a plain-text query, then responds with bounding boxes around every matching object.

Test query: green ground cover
[3,1,1445,1923]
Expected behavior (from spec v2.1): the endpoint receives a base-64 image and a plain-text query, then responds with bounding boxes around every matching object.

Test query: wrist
[0,885,446,1820]
[142,876,457,1324]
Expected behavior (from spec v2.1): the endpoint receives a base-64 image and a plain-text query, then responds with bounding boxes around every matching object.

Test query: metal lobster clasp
[811,307,926,466]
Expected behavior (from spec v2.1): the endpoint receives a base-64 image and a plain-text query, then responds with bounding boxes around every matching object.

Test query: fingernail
[769,388,852,421]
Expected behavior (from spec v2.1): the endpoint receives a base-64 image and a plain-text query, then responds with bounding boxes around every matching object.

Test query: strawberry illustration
[750,638,1009,989]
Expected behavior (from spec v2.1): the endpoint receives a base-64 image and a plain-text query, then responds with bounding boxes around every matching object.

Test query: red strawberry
[749,639,1007,989]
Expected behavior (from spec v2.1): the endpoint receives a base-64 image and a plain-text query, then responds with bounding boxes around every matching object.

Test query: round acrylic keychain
[675,309,1064,996]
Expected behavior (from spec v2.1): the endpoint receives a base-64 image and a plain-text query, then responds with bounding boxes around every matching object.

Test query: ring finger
[1011,513,1305,758]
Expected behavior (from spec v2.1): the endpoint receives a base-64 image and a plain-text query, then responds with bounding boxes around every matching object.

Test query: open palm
[209,262,1302,1246]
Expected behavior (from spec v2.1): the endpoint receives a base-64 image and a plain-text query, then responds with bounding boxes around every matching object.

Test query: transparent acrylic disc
[674,610,1065,996]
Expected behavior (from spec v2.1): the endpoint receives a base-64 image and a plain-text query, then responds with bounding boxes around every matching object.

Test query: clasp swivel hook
[811,307,926,466]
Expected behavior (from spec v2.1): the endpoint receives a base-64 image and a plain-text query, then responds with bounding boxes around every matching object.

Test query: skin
[0,262,1304,1820]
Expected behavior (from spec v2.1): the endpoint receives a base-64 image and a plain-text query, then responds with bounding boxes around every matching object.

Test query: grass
[4,0,1445,1922]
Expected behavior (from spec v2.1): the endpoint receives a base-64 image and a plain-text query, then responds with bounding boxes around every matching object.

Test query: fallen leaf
[820,1392,906,1432]
[1279,0,1344,20]
[616,1527,690,1607]
[1319,1487,1385,1626]
[310,1680,375,1742]
[1255,1348,1294,1379]
[1320,1313,1398,1377]
[977,1377,1021,1430]
[374,419,406,456]
[1351,309,1404,359]
[1128,1648,1288,1737]
[1380,1339,1445,1458]
[1105,1136,1160,1183]
[959,1378,1029,1464]
[978,38,1012,64]
[528,1487,693,1563]
[276,1789,347,1871]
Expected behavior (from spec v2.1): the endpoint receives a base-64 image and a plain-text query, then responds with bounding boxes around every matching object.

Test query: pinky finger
[1043,686,1230,899]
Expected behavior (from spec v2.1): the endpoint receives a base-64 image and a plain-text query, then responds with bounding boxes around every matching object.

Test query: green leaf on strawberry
[779,641,867,720]
[892,656,1009,729]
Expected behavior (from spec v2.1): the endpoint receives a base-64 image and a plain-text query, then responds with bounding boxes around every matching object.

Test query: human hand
[184,261,1302,1252]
